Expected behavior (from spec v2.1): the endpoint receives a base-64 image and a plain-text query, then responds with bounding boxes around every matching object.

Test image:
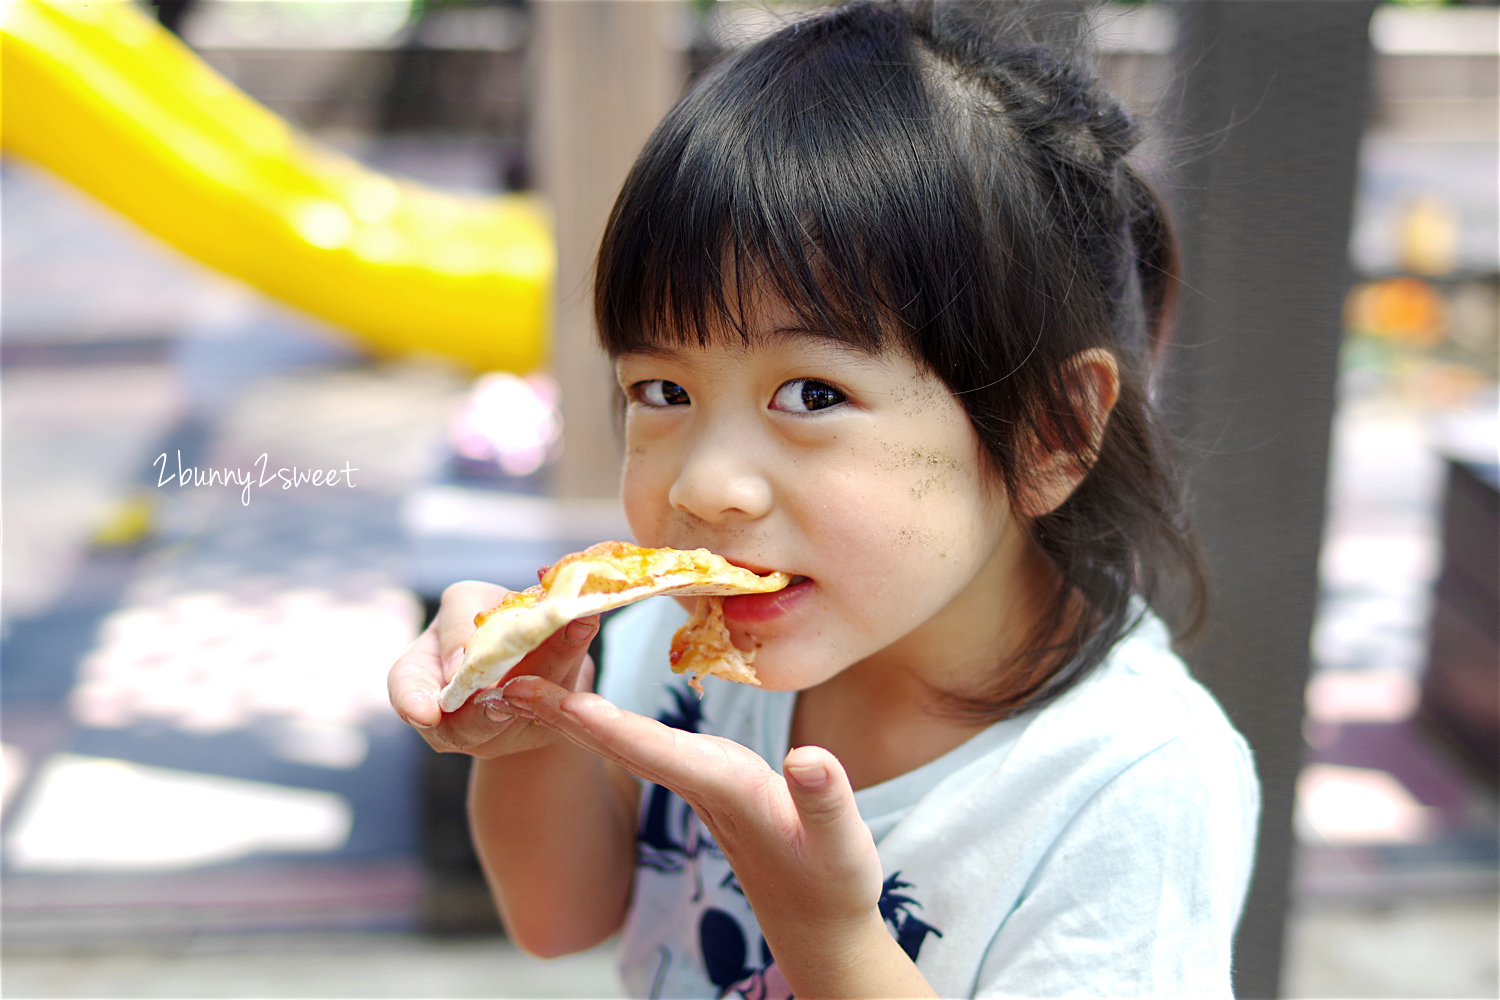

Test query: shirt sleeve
[974,724,1260,999]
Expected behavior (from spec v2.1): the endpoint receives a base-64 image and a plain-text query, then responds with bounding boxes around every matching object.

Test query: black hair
[594,0,1207,720]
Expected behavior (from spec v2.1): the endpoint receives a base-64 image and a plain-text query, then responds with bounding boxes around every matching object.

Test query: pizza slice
[438,541,788,711]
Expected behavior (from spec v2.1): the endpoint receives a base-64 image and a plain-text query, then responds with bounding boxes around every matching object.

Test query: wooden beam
[532,0,686,498]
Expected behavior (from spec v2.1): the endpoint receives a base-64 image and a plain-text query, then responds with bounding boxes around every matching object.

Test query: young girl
[390,3,1259,996]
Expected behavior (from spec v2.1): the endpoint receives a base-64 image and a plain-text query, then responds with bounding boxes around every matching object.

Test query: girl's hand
[499,675,938,998]
[387,581,599,759]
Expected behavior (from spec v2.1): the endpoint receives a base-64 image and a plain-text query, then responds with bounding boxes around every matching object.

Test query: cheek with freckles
[621,452,674,544]
[817,435,986,559]
[736,450,1002,683]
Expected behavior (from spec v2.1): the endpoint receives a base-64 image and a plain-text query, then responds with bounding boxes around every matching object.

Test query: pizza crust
[438,542,788,712]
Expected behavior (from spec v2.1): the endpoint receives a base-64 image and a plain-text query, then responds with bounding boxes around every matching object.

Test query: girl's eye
[771,379,847,413]
[635,380,690,407]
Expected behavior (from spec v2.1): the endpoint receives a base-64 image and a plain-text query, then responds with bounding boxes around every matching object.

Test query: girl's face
[617,299,1043,693]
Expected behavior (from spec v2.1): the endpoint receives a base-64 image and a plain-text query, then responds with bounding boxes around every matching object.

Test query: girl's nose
[667,439,773,525]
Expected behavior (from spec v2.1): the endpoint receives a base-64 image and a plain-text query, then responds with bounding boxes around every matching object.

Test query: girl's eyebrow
[615,331,903,374]
[754,327,897,363]
[616,344,685,359]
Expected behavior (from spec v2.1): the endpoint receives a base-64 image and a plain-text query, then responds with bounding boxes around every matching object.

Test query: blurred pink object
[449,373,562,476]
[1305,670,1420,725]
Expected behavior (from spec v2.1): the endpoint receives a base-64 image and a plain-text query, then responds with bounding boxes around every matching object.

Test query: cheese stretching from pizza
[438,541,788,712]
[670,596,758,696]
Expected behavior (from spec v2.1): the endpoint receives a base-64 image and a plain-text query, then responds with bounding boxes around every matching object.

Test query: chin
[739,642,848,693]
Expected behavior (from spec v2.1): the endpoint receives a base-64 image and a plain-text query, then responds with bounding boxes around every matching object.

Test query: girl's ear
[1016,348,1121,518]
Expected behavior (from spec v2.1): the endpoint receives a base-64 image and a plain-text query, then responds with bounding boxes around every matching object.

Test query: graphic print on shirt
[638,684,944,998]
[701,899,790,999]
[879,872,944,961]
[639,686,721,880]
[709,870,945,999]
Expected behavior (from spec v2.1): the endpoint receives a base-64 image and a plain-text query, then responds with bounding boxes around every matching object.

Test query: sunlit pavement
[1,934,622,1000]
[1284,897,1499,1000]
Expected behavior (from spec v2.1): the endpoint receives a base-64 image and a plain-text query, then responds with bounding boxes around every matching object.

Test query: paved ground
[1,935,623,999]
[1284,896,1500,1000]
[4,900,1497,1000]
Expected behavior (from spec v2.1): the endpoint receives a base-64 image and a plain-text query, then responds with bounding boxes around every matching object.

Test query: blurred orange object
[1345,277,1448,348]
[0,0,552,373]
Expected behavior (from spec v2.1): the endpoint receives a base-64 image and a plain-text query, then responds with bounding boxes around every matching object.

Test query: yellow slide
[1,0,552,373]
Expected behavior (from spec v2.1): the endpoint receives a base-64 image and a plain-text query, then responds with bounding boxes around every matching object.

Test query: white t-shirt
[598,598,1260,999]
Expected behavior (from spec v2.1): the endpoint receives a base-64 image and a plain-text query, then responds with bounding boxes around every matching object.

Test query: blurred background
[0,1,1494,997]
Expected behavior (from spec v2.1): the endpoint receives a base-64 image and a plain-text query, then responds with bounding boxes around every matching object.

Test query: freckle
[897,526,936,548]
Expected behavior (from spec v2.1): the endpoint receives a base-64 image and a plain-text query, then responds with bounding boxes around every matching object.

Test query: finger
[425,693,525,753]
[436,580,509,679]
[572,653,597,694]
[504,614,600,692]
[388,622,444,729]
[423,615,596,750]
[501,675,766,798]
[423,670,585,754]
[783,745,867,854]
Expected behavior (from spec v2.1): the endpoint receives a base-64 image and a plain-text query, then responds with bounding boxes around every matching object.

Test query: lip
[722,575,813,624]
[721,556,784,578]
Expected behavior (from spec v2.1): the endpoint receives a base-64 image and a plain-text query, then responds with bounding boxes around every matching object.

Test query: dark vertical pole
[150,0,196,36]
[1164,4,1376,998]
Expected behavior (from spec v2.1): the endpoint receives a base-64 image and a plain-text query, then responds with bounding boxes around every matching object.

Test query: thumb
[783,745,863,848]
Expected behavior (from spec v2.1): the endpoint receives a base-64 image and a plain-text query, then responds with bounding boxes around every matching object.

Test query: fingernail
[498,679,539,720]
[786,761,828,791]
[399,712,435,731]
[564,618,597,644]
[484,708,517,728]
[474,693,513,720]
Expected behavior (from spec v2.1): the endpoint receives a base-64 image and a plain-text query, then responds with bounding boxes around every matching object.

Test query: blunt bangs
[597,6,1016,372]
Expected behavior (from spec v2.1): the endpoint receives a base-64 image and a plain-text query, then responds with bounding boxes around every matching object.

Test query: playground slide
[1,0,552,373]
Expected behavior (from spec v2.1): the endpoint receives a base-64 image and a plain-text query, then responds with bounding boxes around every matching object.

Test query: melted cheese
[670,597,760,696]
